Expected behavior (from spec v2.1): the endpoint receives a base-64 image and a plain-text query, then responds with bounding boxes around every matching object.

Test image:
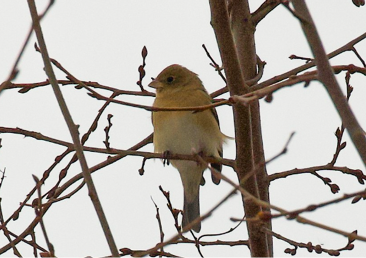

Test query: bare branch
[252,32,366,92]
[264,228,356,256]
[32,175,55,257]
[27,1,119,256]
[0,0,55,96]
[292,0,366,167]
[251,0,280,26]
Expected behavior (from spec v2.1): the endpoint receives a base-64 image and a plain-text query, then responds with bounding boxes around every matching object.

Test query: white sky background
[1,0,366,257]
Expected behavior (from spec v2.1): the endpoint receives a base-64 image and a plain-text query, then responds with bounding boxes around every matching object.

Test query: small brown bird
[149,64,226,232]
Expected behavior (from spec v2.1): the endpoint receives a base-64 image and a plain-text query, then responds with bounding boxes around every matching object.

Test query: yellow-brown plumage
[149,64,226,232]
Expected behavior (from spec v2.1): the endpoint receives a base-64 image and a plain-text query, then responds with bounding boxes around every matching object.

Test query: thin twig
[269,164,366,184]
[264,228,354,256]
[32,175,55,256]
[0,0,55,95]
[251,32,366,92]
[151,197,165,257]
[0,133,152,254]
[202,44,227,83]
[136,186,239,257]
[0,199,22,256]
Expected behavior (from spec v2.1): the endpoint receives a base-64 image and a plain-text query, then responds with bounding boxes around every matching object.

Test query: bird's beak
[148,79,163,89]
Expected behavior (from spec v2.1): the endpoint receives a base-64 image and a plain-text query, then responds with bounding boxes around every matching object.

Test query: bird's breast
[152,110,221,158]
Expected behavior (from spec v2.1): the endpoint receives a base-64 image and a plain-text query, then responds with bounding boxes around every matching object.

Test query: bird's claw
[162,150,171,166]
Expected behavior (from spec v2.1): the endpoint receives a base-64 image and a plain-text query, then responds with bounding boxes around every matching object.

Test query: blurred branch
[292,0,366,168]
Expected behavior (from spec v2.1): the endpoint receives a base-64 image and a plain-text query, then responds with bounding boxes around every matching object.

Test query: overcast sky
[1,1,366,257]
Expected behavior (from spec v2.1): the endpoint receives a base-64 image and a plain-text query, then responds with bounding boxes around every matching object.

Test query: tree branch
[26,1,119,256]
[251,0,280,26]
[292,0,366,168]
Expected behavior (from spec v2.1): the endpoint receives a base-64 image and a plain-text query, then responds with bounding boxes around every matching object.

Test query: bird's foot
[162,150,171,166]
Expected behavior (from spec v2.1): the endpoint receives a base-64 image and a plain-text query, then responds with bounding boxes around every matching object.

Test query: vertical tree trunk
[230,1,273,256]
[209,0,272,256]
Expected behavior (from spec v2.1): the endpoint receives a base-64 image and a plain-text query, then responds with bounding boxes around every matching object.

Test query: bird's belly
[153,112,218,157]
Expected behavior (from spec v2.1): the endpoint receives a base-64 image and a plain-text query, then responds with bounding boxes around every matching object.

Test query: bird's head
[148,64,203,95]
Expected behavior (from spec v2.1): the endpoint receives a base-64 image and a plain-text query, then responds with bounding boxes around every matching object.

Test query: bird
[149,64,226,232]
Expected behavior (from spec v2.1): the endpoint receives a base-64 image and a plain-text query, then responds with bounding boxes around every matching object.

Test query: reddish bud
[328,250,340,256]
[265,93,273,103]
[54,154,63,162]
[323,177,331,183]
[340,142,347,150]
[353,169,365,184]
[348,230,358,243]
[172,208,180,218]
[120,248,132,255]
[59,169,67,180]
[352,195,361,204]
[306,242,313,252]
[32,198,39,208]
[330,184,340,194]
[19,87,30,93]
[284,248,292,254]
[314,245,322,254]
[335,127,341,138]
[142,46,148,58]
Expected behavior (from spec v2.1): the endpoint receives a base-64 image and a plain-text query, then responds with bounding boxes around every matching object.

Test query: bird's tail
[183,190,201,232]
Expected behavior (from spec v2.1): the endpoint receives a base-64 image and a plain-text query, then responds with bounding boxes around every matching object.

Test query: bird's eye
[166,76,174,83]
